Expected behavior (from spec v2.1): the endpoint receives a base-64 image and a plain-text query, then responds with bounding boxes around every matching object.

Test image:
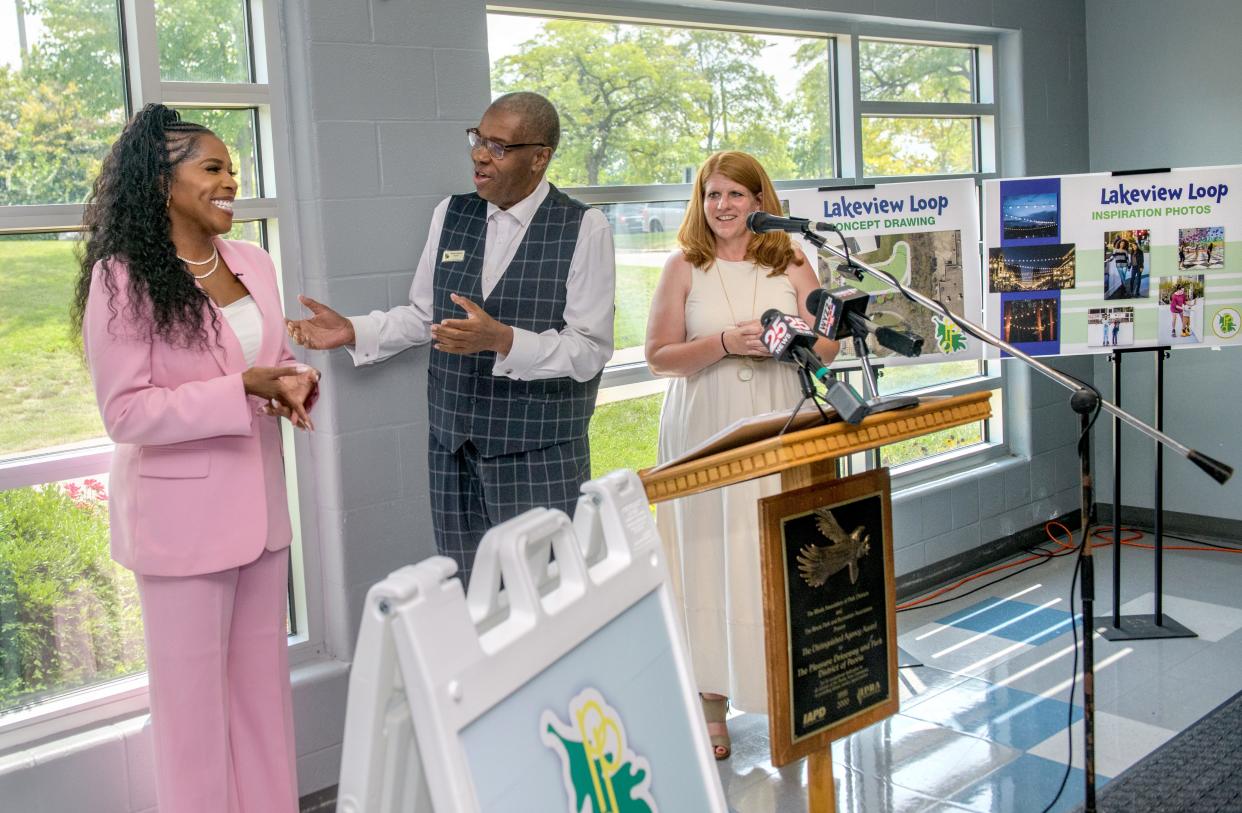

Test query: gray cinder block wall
[1084,0,1242,527]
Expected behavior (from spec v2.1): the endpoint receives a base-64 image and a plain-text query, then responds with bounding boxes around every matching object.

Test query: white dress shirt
[348,180,616,382]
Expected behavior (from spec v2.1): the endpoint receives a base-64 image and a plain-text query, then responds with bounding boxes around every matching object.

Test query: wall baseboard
[1093,504,1242,542]
[896,509,1083,602]
[897,505,1242,604]
[300,785,337,812]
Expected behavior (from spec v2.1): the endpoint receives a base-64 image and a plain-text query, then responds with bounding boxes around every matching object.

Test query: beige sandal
[701,695,731,760]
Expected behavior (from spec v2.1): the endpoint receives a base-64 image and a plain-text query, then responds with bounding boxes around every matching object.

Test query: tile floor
[716,530,1242,812]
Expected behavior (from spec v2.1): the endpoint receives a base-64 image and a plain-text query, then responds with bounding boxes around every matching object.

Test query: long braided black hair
[71,104,221,348]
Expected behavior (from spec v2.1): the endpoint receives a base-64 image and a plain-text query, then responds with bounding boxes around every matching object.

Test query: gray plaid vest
[427,186,602,457]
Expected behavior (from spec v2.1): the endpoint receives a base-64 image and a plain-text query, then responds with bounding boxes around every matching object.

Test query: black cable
[1033,386,1102,813]
[896,523,1086,614]
[1038,531,1087,813]
[895,543,1080,614]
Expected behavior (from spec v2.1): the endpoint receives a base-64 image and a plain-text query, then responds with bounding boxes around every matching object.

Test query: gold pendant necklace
[715,258,761,382]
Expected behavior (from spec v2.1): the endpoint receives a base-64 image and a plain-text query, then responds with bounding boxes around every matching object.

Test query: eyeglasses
[466,128,547,160]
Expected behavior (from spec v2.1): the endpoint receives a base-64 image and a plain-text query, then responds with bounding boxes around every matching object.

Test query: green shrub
[0,481,144,709]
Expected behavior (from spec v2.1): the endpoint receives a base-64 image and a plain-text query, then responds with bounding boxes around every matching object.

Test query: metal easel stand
[1100,346,1196,642]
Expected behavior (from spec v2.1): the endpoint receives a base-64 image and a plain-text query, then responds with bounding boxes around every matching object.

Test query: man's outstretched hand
[286,295,355,350]
[431,293,514,356]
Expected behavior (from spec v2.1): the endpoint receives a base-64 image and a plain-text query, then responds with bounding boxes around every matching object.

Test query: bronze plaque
[760,468,898,766]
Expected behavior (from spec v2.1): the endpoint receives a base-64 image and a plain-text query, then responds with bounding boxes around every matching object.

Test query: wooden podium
[638,391,993,813]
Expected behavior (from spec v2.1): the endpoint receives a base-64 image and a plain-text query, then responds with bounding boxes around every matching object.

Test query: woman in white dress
[645,151,838,759]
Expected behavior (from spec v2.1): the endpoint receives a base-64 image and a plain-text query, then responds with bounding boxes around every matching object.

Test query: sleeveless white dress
[655,257,802,713]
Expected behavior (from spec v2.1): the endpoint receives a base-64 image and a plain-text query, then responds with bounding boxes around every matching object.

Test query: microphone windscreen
[806,288,829,314]
[759,308,783,326]
[746,211,769,233]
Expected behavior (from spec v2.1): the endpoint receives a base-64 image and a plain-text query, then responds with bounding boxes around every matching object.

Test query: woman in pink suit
[71,104,318,813]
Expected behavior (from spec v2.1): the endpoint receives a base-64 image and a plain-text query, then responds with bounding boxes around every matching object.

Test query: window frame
[486,2,1006,472]
[0,0,317,752]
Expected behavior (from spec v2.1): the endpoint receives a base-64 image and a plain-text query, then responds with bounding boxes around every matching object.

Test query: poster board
[784,178,985,365]
[982,165,1242,356]
[758,468,898,767]
[336,470,727,812]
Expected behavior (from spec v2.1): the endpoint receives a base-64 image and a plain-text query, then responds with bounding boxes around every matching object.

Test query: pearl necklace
[178,246,220,281]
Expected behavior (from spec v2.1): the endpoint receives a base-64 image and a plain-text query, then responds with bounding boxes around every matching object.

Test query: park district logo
[541,688,657,813]
[933,314,968,353]
[1213,307,1240,339]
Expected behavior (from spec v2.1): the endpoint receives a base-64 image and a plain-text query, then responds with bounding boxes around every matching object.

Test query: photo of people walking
[1178,226,1225,270]
[1103,228,1150,300]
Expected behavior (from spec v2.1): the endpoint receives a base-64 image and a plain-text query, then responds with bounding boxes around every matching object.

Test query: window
[488,15,834,188]
[0,0,126,207]
[0,0,296,743]
[487,8,1002,476]
[856,38,993,178]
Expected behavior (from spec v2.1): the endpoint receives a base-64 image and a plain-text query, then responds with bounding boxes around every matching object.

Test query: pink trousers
[136,547,298,813]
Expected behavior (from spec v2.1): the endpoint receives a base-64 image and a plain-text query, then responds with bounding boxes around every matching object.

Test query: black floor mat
[1088,688,1242,812]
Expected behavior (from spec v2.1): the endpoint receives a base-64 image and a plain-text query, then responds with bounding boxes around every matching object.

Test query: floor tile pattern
[716,536,1242,812]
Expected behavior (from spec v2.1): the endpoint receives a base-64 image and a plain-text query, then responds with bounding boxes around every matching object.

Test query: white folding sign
[336,470,727,812]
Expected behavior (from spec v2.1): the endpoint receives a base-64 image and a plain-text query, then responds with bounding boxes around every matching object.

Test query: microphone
[759,308,817,361]
[746,211,840,235]
[806,288,924,358]
[760,309,869,423]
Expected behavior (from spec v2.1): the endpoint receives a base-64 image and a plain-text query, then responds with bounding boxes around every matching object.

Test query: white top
[219,295,264,367]
[347,179,616,382]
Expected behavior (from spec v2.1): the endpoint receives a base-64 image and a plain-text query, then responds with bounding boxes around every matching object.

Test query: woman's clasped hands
[722,319,771,356]
[243,364,321,430]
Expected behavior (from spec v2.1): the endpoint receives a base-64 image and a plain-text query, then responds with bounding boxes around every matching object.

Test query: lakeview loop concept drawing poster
[785,178,983,366]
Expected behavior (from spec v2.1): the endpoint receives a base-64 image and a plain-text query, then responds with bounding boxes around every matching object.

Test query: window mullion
[0,204,86,233]
[859,101,994,118]
[119,0,161,108]
[160,81,271,107]
[840,32,862,182]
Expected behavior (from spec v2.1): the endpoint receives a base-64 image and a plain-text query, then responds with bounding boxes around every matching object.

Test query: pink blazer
[84,238,306,577]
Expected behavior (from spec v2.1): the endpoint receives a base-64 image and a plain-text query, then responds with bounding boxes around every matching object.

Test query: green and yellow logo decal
[934,314,968,353]
[1213,307,1240,339]
[541,689,657,813]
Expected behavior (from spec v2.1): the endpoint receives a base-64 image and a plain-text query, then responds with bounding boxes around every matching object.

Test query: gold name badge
[441,249,466,263]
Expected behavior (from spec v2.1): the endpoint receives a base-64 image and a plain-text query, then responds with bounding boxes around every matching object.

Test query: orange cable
[896,521,1242,611]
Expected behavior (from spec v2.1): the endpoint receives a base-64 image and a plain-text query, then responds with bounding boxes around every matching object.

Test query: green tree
[859,41,973,103]
[679,29,794,178]
[0,0,255,206]
[786,41,834,179]
[857,41,977,177]
[493,20,702,186]
[0,73,117,205]
[492,20,801,186]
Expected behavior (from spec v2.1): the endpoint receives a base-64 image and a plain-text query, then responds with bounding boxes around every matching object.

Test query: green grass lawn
[613,231,679,253]
[588,392,662,477]
[881,421,984,467]
[0,238,105,456]
[1,235,982,473]
[613,263,662,350]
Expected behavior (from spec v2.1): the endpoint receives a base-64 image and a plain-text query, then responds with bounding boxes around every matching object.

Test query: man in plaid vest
[287,92,616,583]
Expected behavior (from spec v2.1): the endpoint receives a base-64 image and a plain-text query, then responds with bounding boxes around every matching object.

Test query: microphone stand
[799,226,1233,813]
[850,331,919,415]
[780,364,832,436]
